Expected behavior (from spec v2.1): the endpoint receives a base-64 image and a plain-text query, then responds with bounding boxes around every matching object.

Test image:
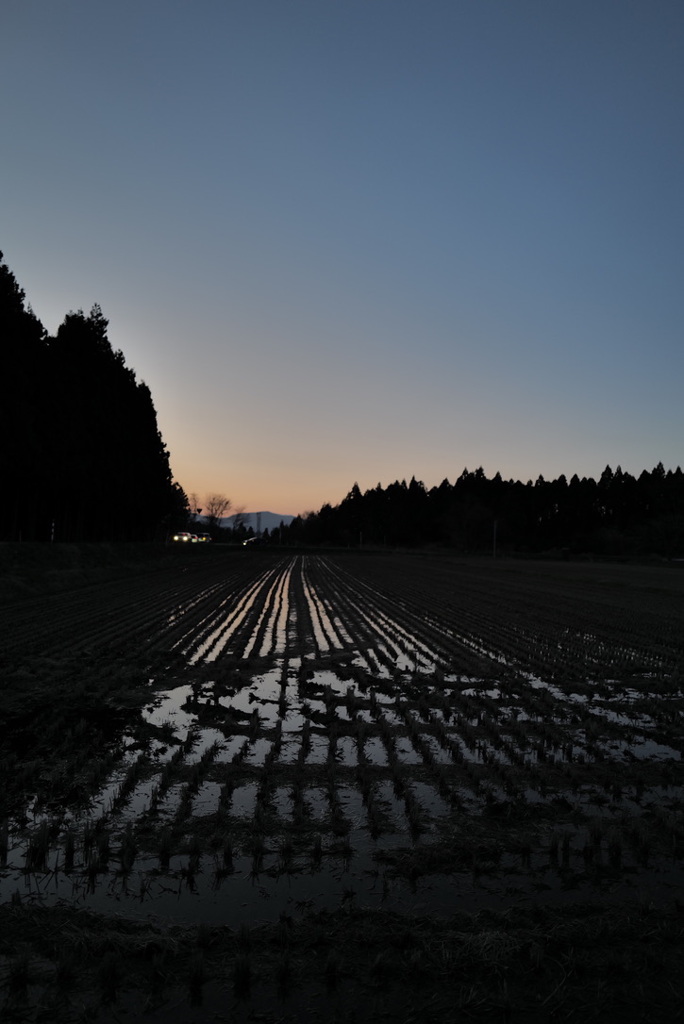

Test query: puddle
[231,782,258,817]
[611,738,681,761]
[215,735,252,763]
[191,781,222,816]
[243,738,273,766]
[305,735,328,765]
[186,728,225,763]
[336,736,358,767]
[394,737,423,765]
[143,685,195,738]
[363,737,388,766]
[303,787,328,820]
[271,785,293,818]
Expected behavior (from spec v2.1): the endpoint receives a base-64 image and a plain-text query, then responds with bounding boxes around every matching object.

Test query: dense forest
[0,252,186,541]
[281,466,684,557]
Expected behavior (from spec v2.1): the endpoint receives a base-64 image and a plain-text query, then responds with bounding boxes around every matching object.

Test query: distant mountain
[191,510,294,534]
[191,511,294,533]
[223,511,294,533]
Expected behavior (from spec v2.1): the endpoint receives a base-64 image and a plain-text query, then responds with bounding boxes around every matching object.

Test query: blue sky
[2,1,682,514]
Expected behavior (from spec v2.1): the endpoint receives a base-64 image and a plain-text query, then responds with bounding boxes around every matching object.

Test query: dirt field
[1,546,683,1021]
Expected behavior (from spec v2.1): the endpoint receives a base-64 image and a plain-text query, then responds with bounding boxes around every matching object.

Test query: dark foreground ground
[1,544,683,1022]
[2,897,682,1023]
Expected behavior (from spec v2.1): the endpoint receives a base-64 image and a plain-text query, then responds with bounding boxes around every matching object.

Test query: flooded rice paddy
[1,549,683,1020]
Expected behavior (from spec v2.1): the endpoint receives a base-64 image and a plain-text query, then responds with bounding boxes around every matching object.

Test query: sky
[2,1,683,516]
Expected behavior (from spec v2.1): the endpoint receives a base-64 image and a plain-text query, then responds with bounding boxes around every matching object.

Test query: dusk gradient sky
[3,1,682,515]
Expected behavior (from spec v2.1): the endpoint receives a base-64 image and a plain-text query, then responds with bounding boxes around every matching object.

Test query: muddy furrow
[185,557,297,663]
[182,561,283,663]
[1,565,236,658]
[243,558,296,660]
[335,554,681,679]
[315,557,493,675]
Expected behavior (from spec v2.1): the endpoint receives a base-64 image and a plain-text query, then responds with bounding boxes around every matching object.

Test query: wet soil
[1,547,683,1021]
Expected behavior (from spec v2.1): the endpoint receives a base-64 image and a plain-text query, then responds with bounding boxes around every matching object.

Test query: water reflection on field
[2,552,683,942]
[2,656,683,927]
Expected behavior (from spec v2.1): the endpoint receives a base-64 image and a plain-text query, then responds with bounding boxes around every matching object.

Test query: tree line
[4,247,681,555]
[1,251,187,541]
[281,465,684,558]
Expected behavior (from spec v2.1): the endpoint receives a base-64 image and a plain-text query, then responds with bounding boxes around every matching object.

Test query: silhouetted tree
[0,253,186,540]
[279,463,684,558]
[203,493,232,533]
[0,252,50,539]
